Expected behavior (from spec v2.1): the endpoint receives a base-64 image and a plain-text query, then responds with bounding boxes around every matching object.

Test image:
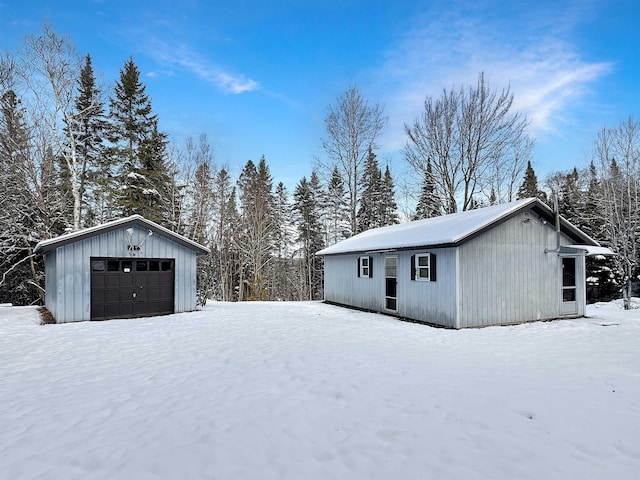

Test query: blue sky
[1,0,639,196]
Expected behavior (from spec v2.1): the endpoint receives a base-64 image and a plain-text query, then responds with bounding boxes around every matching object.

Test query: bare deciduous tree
[19,23,94,230]
[404,72,533,213]
[321,85,386,233]
[592,117,640,309]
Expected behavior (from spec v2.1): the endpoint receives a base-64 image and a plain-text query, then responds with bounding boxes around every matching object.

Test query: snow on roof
[565,245,615,256]
[317,198,596,256]
[34,215,210,255]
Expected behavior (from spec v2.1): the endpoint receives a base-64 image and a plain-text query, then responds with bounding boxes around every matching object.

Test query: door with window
[385,256,397,311]
[561,256,578,315]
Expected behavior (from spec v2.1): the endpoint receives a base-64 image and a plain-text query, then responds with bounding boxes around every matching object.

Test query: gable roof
[34,215,210,255]
[317,198,599,256]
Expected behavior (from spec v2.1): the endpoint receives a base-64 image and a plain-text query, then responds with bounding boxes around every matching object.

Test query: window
[91,260,105,272]
[358,256,373,278]
[136,260,148,271]
[161,261,173,272]
[416,254,430,280]
[107,260,120,272]
[411,253,437,281]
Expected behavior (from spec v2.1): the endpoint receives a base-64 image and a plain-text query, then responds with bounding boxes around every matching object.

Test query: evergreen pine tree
[414,160,442,220]
[356,147,382,233]
[325,165,349,244]
[293,176,325,300]
[236,156,276,300]
[138,123,172,225]
[489,187,497,205]
[213,169,240,301]
[0,89,43,304]
[517,160,546,202]
[559,167,582,226]
[108,57,169,222]
[270,181,296,300]
[379,165,399,226]
[69,54,106,226]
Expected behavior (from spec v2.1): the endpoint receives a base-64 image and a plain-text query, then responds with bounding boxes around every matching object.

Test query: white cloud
[376,4,611,149]
[144,39,258,94]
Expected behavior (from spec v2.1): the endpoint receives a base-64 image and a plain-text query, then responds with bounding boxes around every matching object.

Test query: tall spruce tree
[271,181,296,300]
[293,175,325,300]
[325,165,349,244]
[379,165,399,226]
[69,54,106,226]
[517,160,546,201]
[236,156,276,300]
[414,160,442,220]
[213,169,240,301]
[0,89,41,304]
[108,57,169,223]
[138,123,172,224]
[356,147,382,233]
[559,167,583,227]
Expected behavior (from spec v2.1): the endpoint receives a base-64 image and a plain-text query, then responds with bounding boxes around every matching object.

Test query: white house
[34,215,210,323]
[317,198,612,328]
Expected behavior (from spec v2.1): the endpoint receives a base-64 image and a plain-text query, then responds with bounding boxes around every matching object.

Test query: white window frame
[359,256,370,278]
[415,253,431,281]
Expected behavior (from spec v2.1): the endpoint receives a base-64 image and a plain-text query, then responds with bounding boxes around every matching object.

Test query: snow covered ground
[1,300,639,480]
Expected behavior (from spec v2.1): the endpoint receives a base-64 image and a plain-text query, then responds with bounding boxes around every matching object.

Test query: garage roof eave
[34,215,210,256]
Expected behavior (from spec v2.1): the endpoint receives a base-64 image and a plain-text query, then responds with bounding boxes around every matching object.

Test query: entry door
[561,256,578,315]
[385,256,397,311]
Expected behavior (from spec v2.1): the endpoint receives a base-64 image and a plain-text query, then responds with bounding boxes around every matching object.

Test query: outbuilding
[317,198,612,328]
[34,215,209,323]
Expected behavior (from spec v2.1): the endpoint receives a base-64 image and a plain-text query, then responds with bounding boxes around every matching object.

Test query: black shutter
[430,253,437,281]
[357,257,361,277]
[410,255,415,280]
[368,256,373,277]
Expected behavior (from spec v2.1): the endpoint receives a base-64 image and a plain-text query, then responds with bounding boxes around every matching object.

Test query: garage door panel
[106,275,122,288]
[91,288,105,303]
[91,257,175,321]
[147,288,161,301]
[105,288,123,303]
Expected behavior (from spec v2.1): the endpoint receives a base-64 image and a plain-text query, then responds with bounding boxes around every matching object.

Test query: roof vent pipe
[554,191,561,251]
[544,191,561,254]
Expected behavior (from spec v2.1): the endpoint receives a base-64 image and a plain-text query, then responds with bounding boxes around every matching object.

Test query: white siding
[396,248,457,328]
[323,254,383,312]
[44,252,57,319]
[51,225,197,323]
[323,248,458,328]
[457,211,584,327]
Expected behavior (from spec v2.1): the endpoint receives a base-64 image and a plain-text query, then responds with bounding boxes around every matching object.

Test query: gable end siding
[458,210,578,327]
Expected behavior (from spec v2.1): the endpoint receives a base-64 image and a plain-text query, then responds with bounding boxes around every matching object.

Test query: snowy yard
[1,300,639,480]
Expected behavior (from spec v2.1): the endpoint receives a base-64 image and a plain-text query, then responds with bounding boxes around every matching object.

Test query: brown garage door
[90,258,175,320]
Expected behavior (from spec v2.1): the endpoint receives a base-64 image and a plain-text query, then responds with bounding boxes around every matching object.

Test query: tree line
[1,24,637,309]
